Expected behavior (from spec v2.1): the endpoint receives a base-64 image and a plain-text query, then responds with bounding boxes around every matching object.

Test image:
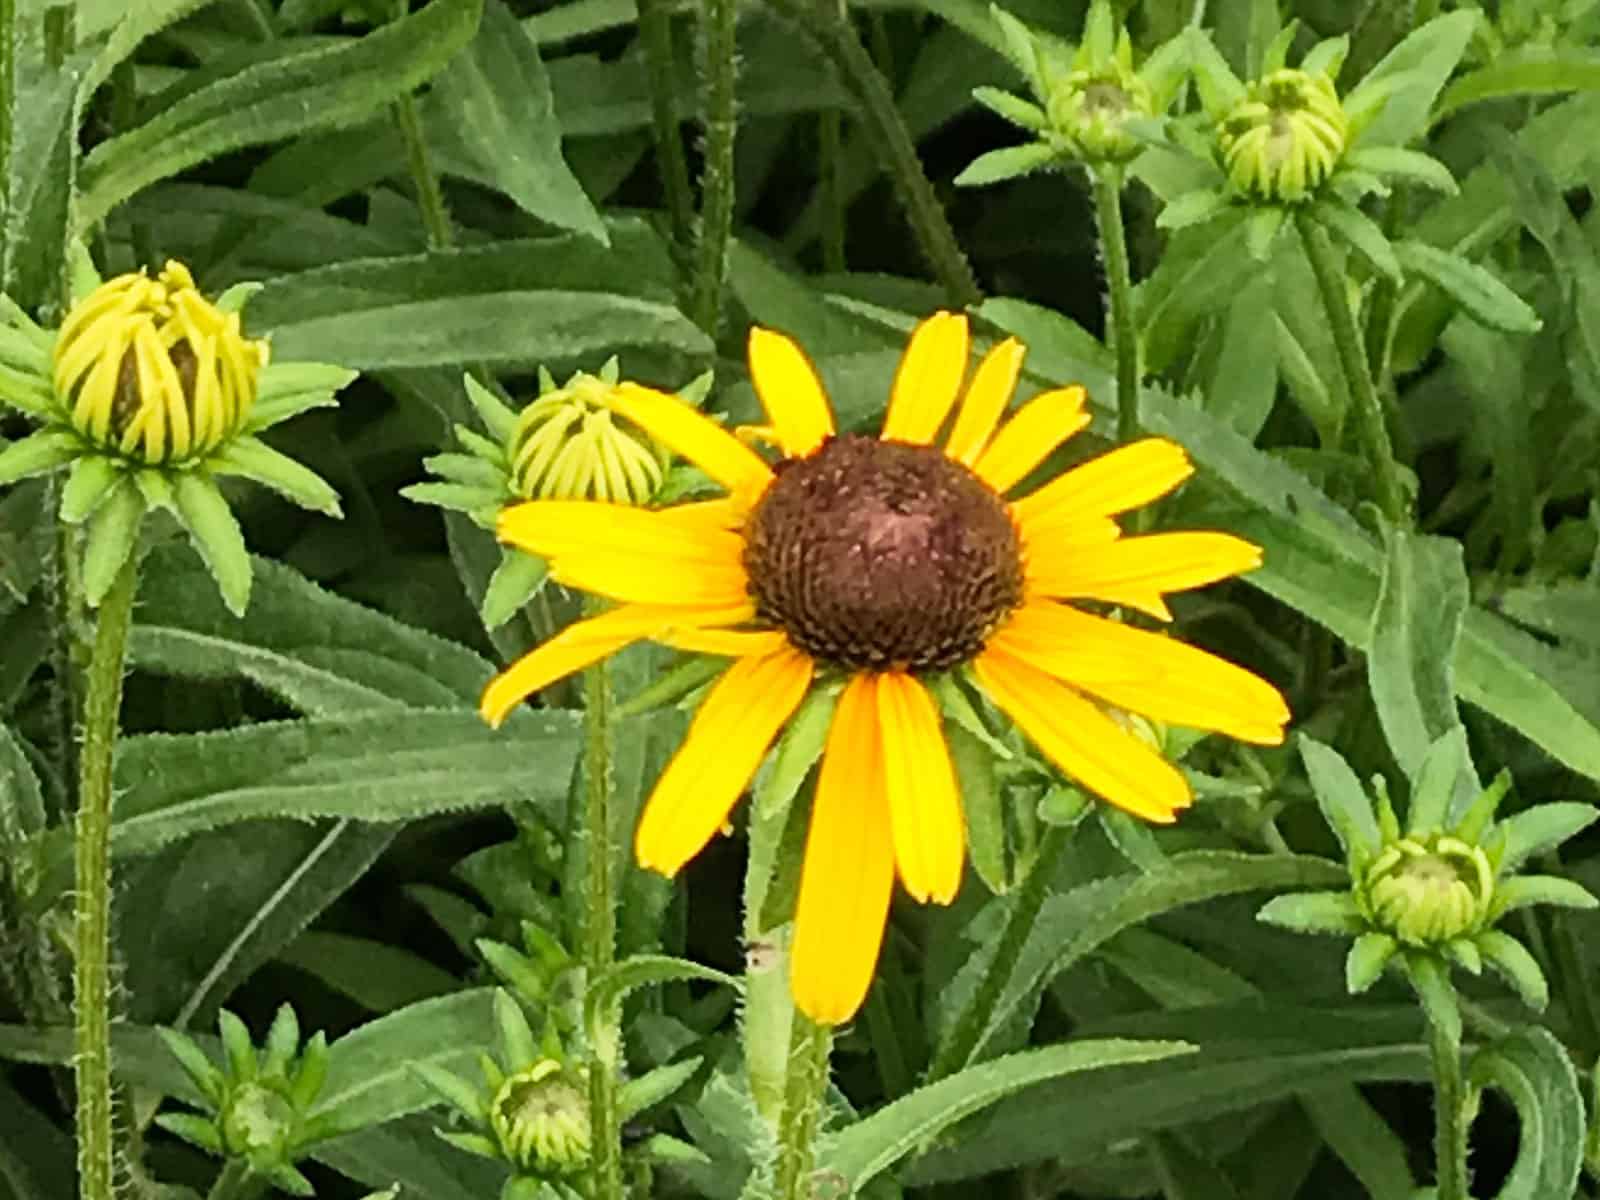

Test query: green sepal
[214,281,263,316]
[59,454,124,523]
[1344,146,1457,194]
[615,654,725,717]
[676,370,714,408]
[1451,769,1511,845]
[478,1052,506,1092]
[153,1112,224,1155]
[1488,875,1599,920]
[502,1175,547,1200]
[1257,890,1365,936]
[411,1061,489,1123]
[950,719,1009,893]
[1299,736,1382,866]
[157,1027,226,1106]
[956,142,1060,188]
[989,4,1048,95]
[402,481,505,520]
[133,468,177,513]
[1300,34,1349,79]
[455,426,507,465]
[172,471,252,617]
[617,1056,703,1122]
[262,1005,300,1079]
[263,1161,315,1198]
[65,240,100,305]
[1391,240,1541,335]
[1312,198,1402,281]
[426,452,505,489]
[481,549,548,630]
[211,435,342,517]
[1245,206,1287,260]
[0,427,81,487]
[1079,0,1115,62]
[477,937,549,1005]
[1157,189,1233,232]
[1491,803,1598,874]
[1477,929,1549,1011]
[1405,727,1469,837]
[972,86,1048,132]
[0,362,55,417]
[1441,937,1481,975]
[1345,931,1398,993]
[631,1132,713,1166]
[438,1130,502,1161]
[1260,21,1301,74]
[218,1009,258,1082]
[289,1031,328,1112]
[1403,952,1462,1046]
[463,373,519,443]
[248,362,354,432]
[494,988,539,1069]
[939,671,1014,760]
[81,478,146,607]
[1099,805,1166,873]
[754,681,838,820]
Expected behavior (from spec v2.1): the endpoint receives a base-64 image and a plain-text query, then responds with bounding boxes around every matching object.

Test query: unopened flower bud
[1217,69,1349,203]
[508,373,663,504]
[488,1059,591,1177]
[1046,64,1154,164]
[1362,835,1494,946]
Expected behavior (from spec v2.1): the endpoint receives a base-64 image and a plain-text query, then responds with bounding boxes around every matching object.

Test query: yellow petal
[971,386,1090,493]
[656,627,791,657]
[654,497,750,531]
[1013,438,1194,531]
[548,552,749,608]
[790,673,895,1025]
[498,500,744,565]
[944,338,1025,466]
[748,327,835,458]
[877,672,963,904]
[1025,531,1263,619]
[995,602,1290,743]
[480,603,751,727]
[881,312,969,445]
[611,383,773,498]
[635,647,813,876]
[972,647,1191,823]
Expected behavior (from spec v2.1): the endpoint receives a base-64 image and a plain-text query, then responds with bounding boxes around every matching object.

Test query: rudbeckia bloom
[481,312,1290,1023]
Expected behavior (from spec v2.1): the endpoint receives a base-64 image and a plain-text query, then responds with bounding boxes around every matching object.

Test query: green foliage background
[6,0,1600,1197]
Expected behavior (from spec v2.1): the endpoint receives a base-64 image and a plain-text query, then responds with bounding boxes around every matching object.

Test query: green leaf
[0,429,81,488]
[2,56,78,310]
[1298,736,1381,863]
[279,932,459,1013]
[81,478,146,607]
[1345,931,1398,993]
[1256,891,1364,936]
[1344,146,1458,193]
[156,1027,225,1105]
[1405,728,1473,837]
[1156,189,1234,233]
[817,1038,1196,1189]
[1492,803,1599,875]
[954,142,1059,187]
[210,436,343,516]
[754,683,837,821]
[219,1009,258,1082]
[128,542,493,714]
[1369,526,1469,781]
[970,86,1048,132]
[948,722,1009,893]
[1477,930,1549,1011]
[311,1115,509,1200]
[617,1057,703,1123]
[1470,1027,1585,1200]
[76,0,485,227]
[584,956,737,1065]
[411,1061,488,1124]
[1184,27,1246,116]
[1299,1085,1416,1198]
[492,988,537,1069]
[249,361,358,433]
[1490,875,1598,918]
[58,455,124,523]
[152,1113,223,1155]
[1343,12,1477,147]
[1403,952,1461,1046]
[263,1004,301,1077]
[172,471,252,617]
[79,0,222,107]
[425,0,605,242]
[1392,240,1541,334]
[481,550,548,631]
[1312,199,1401,280]
[1436,46,1600,122]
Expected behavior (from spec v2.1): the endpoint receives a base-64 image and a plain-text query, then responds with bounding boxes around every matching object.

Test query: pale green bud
[488,1058,592,1177]
[509,372,664,505]
[1216,68,1349,203]
[1360,834,1495,947]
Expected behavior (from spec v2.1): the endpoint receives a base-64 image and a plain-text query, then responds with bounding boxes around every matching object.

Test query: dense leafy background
[6,0,1600,1197]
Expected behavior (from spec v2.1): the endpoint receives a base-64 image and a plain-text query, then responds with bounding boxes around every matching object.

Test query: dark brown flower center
[743,434,1023,671]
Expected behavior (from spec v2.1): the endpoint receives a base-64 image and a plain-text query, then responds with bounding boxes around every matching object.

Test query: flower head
[478,311,1290,1024]
[0,258,351,614]
[1259,731,1598,1008]
[1216,67,1349,203]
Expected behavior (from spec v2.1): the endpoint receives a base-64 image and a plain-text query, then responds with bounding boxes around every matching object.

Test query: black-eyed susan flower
[479,312,1291,1024]
[0,260,351,613]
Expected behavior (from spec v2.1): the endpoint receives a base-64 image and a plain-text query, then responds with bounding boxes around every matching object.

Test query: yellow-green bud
[488,1059,591,1177]
[220,1081,297,1160]
[1045,65,1154,164]
[508,373,663,504]
[52,261,267,465]
[1216,69,1349,203]
[1361,834,1495,946]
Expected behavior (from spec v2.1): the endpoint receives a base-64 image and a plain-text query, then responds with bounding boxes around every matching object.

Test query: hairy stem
[771,0,979,307]
[929,822,1071,1080]
[0,0,13,216]
[1298,213,1409,526]
[690,0,739,336]
[582,651,623,1200]
[1425,1008,1470,1200]
[74,555,138,1200]
[1091,167,1139,445]
[636,0,695,252]
[393,91,454,251]
[773,1015,832,1200]
[204,1160,266,1200]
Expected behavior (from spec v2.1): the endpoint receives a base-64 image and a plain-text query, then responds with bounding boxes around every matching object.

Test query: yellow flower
[480,312,1291,1024]
[52,260,267,465]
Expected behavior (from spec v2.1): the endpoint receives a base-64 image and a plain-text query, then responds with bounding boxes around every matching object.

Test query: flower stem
[74,554,139,1200]
[393,91,454,251]
[928,822,1071,1081]
[1425,1008,1470,1200]
[581,651,623,1200]
[770,0,979,307]
[1297,212,1410,527]
[773,1015,832,1200]
[689,0,738,337]
[205,1160,266,1200]
[636,0,694,252]
[0,0,13,214]
[1091,166,1139,445]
